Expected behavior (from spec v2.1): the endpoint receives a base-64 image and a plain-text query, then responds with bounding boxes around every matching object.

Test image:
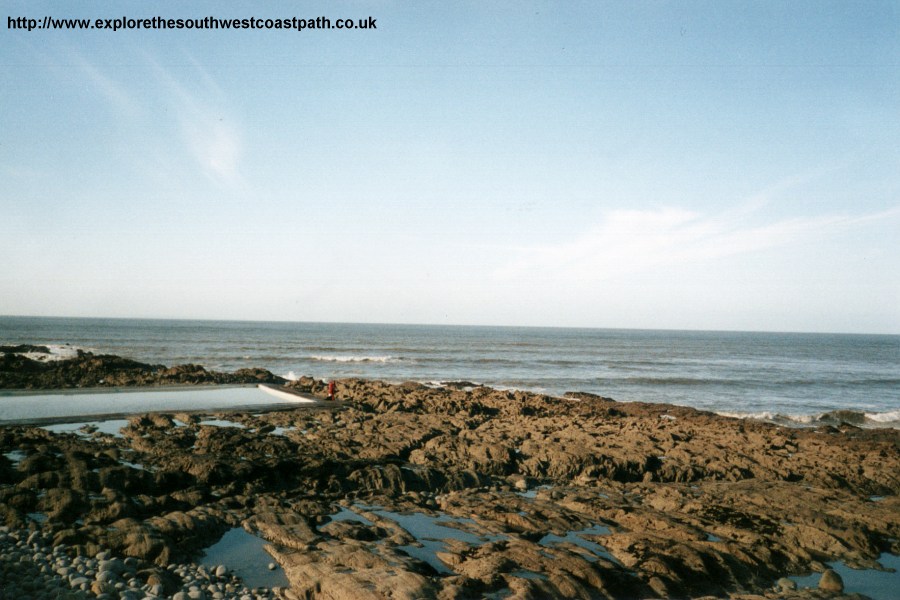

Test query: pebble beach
[0,526,284,600]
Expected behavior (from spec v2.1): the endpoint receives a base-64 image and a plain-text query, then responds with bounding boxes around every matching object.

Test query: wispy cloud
[65,49,243,189]
[147,55,244,187]
[497,201,900,284]
[179,112,242,187]
[70,54,139,116]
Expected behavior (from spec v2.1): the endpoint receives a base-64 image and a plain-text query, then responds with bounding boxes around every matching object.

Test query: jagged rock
[0,344,52,354]
[564,391,617,402]
[268,539,438,600]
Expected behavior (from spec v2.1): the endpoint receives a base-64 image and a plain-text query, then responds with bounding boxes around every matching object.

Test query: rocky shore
[1,349,898,599]
[0,347,286,389]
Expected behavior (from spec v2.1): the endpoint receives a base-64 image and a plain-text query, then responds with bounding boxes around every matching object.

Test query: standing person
[328,380,335,401]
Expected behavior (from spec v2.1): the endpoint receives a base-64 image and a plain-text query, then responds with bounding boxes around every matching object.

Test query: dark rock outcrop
[0,350,285,389]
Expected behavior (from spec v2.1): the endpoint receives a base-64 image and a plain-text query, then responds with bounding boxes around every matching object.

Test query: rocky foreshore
[1,349,898,599]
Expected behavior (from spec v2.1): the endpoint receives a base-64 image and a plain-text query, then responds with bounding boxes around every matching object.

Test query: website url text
[8,15,377,33]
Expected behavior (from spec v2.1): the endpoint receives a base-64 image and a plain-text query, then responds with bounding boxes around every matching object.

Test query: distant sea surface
[2,316,898,427]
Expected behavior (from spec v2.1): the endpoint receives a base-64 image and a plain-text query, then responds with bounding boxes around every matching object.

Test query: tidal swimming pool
[0,385,306,423]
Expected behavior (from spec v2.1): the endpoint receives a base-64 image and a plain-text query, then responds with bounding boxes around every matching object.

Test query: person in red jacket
[327,380,335,401]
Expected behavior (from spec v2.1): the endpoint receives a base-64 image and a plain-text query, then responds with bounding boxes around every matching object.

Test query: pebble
[776,576,797,591]
[97,570,119,584]
[0,525,283,599]
[818,568,844,593]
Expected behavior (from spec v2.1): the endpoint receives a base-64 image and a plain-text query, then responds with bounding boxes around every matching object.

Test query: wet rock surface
[1,362,898,599]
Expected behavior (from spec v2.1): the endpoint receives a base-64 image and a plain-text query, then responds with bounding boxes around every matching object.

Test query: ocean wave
[754,378,900,387]
[717,409,900,429]
[615,377,731,386]
[606,376,900,387]
[307,355,399,363]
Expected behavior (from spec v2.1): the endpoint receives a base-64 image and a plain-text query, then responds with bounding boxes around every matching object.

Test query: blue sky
[2,1,898,333]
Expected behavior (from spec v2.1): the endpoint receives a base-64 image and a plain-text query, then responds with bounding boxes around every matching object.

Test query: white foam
[717,411,817,425]
[865,409,900,423]
[308,355,397,363]
[717,410,778,421]
[282,371,299,381]
[16,344,86,362]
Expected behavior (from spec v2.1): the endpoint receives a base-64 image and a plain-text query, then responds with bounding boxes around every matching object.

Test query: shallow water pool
[331,506,506,575]
[199,527,289,589]
[377,509,506,574]
[538,523,617,563]
[198,419,246,429]
[3,450,27,466]
[327,506,374,526]
[789,553,900,600]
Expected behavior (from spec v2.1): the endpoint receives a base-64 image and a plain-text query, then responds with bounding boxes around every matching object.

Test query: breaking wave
[2,344,88,362]
[717,409,900,429]
[866,409,900,423]
[307,355,399,363]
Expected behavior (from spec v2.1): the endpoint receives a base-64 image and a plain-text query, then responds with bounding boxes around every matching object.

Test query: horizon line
[1,313,897,338]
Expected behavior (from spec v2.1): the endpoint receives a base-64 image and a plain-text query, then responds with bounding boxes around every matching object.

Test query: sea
[1,316,898,428]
